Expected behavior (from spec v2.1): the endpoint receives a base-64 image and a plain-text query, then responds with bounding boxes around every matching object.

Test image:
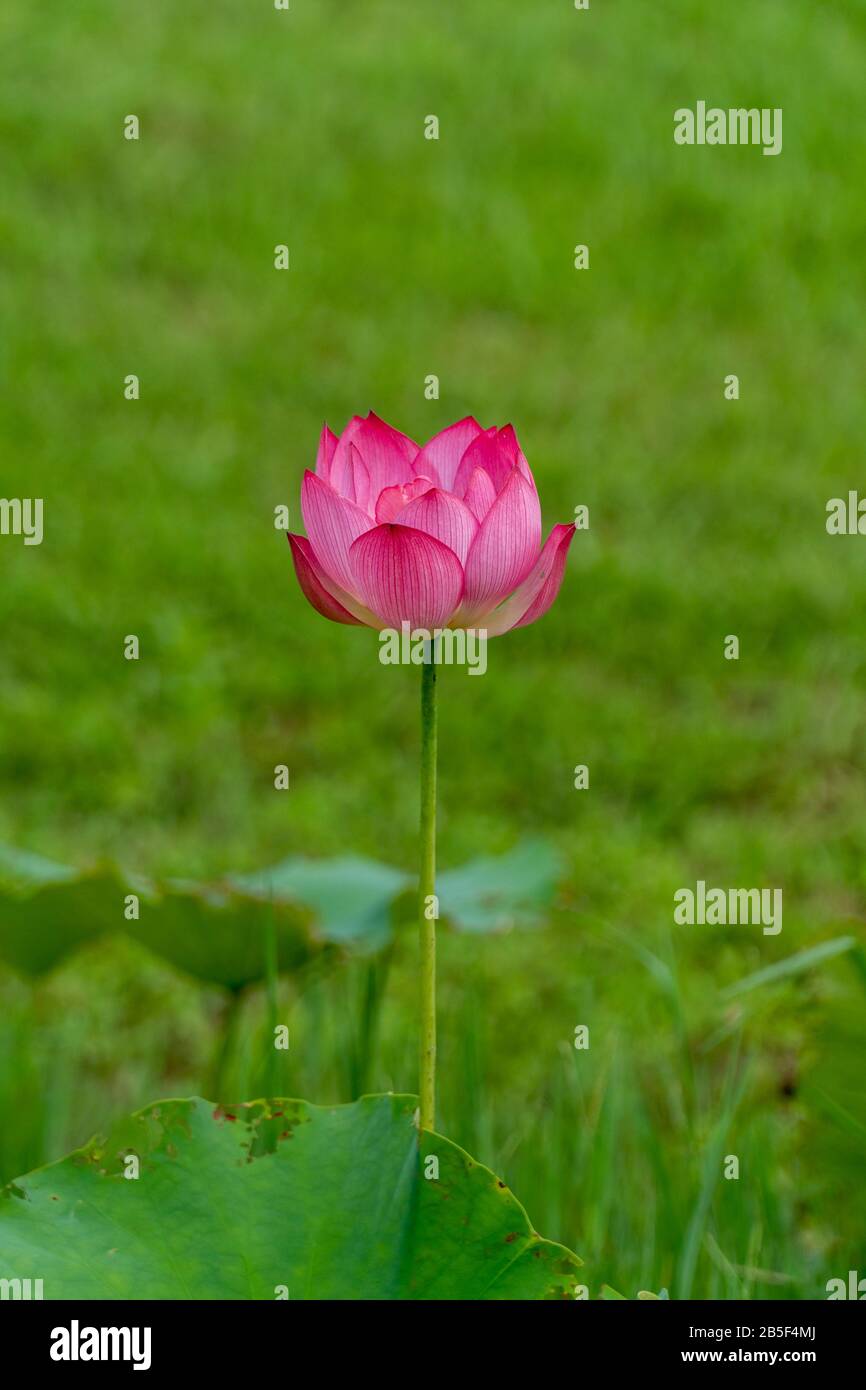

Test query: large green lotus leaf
[0,1094,582,1300]
[437,838,562,933]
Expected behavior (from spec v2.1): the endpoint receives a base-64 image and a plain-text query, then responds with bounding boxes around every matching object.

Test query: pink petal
[394,487,478,566]
[453,425,531,497]
[315,424,339,484]
[349,524,464,630]
[350,445,372,514]
[462,466,496,522]
[413,416,483,491]
[287,534,366,626]
[333,412,419,501]
[375,475,434,524]
[460,468,542,620]
[301,470,375,597]
[451,427,499,498]
[498,423,534,485]
[327,415,367,497]
[481,524,575,636]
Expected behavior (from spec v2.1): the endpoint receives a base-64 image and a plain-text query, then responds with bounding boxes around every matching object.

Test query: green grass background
[2,0,866,1298]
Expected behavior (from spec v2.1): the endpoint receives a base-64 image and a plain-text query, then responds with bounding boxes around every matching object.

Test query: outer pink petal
[315,424,339,484]
[461,468,542,620]
[287,534,366,626]
[301,470,375,597]
[413,416,483,491]
[349,524,465,630]
[462,466,496,522]
[394,487,478,566]
[481,523,575,636]
[375,475,435,524]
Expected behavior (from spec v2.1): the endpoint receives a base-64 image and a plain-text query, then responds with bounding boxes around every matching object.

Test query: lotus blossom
[287,412,575,635]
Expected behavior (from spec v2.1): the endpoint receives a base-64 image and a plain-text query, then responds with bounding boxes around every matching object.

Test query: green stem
[418,655,438,1132]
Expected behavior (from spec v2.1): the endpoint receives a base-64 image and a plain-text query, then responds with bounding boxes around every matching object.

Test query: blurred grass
[2,0,866,1297]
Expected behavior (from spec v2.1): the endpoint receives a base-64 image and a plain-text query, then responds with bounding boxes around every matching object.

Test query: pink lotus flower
[287,413,575,635]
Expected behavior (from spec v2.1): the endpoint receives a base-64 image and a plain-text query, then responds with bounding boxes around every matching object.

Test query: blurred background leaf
[437,838,561,933]
[232,855,408,953]
[0,846,318,987]
[0,841,559,985]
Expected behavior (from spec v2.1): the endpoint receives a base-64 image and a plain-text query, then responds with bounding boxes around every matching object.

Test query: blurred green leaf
[675,1045,746,1300]
[0,1094,582,1300]
[0,846,406,987]
[0,840,563,984]
[0,857,314,989]
[437,839,562,933]
[0,845,77,889]
[721,937,858,999]
[232,855,408,953]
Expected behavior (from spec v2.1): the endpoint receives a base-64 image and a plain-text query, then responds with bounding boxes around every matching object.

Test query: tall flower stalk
[286,411,576,1127]
[418,656,438,1131]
